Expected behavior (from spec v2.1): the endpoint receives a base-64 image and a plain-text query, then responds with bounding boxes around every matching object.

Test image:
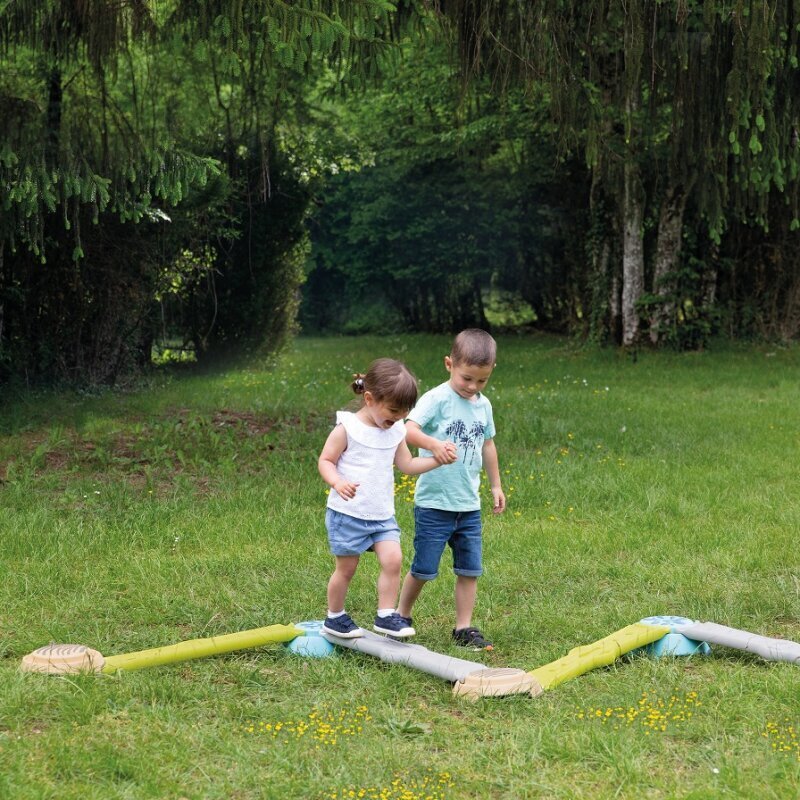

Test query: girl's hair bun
[348,359,417,408]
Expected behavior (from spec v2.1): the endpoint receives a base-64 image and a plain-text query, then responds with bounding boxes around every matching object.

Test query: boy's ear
[444,356,453,371]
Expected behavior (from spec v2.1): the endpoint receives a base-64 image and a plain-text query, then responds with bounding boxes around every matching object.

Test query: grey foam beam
[322,630,487,682]
[675,621,800,664]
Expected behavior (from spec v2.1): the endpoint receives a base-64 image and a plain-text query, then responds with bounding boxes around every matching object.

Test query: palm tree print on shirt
[445,420,485,466]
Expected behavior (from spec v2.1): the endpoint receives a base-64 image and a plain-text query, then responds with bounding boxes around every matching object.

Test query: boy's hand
[491,487,506,514]
[333,480,359,500]
[430,440,458,465]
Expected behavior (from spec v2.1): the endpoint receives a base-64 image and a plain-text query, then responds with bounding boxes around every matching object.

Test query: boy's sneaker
[321,613,364,639]
[373,613,415,638]
[452,626,493,651]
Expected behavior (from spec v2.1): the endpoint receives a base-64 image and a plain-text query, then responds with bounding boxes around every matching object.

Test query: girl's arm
[394,440,441,476]
[406,421,457,465]
[482,438,506,514]
[318,425,359,500]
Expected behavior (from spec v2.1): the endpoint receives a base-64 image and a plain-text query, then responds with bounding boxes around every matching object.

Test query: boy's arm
[405,420,457,465]
[394,440,442,476]
[318,425,359,500]
[482,438,506,514]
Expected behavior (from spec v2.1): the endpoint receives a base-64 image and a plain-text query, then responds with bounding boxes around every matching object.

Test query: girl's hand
[431,440,458,465]
[333,480,359,500]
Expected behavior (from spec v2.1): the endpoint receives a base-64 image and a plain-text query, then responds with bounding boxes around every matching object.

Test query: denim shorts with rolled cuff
[325,508,401,556]
[409,507,482,580]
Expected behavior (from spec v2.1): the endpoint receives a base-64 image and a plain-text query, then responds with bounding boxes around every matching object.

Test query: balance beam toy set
[20,616,800,700]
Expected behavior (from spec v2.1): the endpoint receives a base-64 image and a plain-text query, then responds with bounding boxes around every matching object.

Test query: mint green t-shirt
[407,382,496,512]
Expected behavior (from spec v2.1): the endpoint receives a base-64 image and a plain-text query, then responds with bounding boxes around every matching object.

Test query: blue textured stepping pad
[638,615,711,657]
[284,620,336,658]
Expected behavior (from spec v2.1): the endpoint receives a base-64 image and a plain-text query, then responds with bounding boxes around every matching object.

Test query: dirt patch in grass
[169,407,276,436]
[210,409,275,435]
[0,408,280,494]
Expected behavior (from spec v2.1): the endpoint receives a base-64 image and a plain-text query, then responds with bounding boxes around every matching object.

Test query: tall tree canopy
[3,1,800,386]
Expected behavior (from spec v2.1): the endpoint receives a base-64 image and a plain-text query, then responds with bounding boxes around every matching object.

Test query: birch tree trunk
[649,186,689,344]
[621,156,644,347]
[620,7,644,350]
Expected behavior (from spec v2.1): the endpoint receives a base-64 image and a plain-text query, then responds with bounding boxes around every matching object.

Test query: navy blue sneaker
[373,613,415,638]
[321,613,364,638]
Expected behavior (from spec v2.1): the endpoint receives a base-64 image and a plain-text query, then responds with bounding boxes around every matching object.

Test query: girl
[318,358,456,638]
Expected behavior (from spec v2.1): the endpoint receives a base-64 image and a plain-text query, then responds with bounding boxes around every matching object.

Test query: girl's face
[361,393,408,429]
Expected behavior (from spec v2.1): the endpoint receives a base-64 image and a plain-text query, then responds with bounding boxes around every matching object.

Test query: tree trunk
[0,241,4,356]
[620,5,645,349]
[702,243,719,313]
[45,65,62,168]
[609,259,621,344]
[621,157,644,347]
[649,185,689,344]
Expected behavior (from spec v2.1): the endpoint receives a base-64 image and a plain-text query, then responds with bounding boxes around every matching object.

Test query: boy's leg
[397,507,452,619]
[397,573,427,618]
[372,540,402,610]
[327,555,359,612]
[450,510,492,648]
[454,575,478,630]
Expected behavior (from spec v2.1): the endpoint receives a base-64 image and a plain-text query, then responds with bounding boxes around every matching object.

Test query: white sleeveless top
[326,411,405,520]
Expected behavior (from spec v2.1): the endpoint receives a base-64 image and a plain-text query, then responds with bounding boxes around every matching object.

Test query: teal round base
[638,616,711,658]
[284,620,336,659]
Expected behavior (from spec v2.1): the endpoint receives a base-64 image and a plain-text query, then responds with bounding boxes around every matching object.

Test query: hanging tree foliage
[0,0,222,259]
[0,0,413,259]
[0,0,417,383]
[433,0,800,345]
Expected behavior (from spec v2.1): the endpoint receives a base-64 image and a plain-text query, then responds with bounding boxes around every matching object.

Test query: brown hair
[351,358,418,410]
[450,329,497,367]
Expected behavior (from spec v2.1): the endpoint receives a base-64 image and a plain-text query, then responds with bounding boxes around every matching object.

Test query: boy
[397,329,505,650]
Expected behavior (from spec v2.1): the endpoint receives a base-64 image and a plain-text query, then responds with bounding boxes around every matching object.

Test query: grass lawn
[1,333,799,799]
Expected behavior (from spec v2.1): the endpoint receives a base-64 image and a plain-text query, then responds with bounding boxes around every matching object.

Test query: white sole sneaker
[373,622,416,638]
[321,624,364,639]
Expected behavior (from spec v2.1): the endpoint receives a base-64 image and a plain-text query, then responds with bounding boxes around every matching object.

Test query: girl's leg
[397,573,426,618]
[372,540,403,610]
[327,555,360,613]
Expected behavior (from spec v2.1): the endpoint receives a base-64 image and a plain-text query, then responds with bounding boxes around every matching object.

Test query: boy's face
[445,356,494,400]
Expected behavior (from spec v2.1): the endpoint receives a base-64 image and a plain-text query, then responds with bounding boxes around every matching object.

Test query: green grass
[1,333,799,799]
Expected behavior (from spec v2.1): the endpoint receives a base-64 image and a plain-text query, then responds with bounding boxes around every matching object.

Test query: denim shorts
[410,507,483,580]
[325,508,401,556]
